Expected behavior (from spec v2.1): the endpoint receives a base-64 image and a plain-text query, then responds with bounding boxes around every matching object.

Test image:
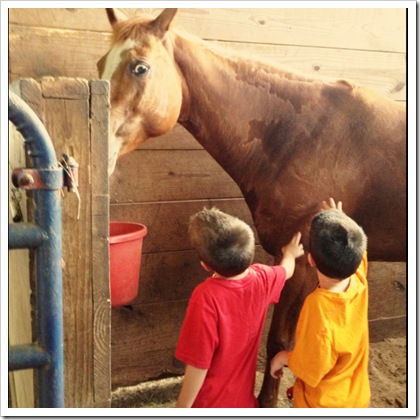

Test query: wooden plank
[40,80,95,407]
[41,76,89,99]
[369,316,406,343]
[109,150,243,204]
[111,300,188,389]
[8,8,115,32]
[112,297,276,388]
[173,8,407,53]
[9,25,406,101]
[14,78,44,119]
[9,8,406,53]
[126,246,272,305]
[135,250,204,305]
[368,262,406,321]
[8,25,110,82]
[110,199,268,254]
[90,80,111,407]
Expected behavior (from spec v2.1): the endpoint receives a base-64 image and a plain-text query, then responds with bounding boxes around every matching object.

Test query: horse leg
[258,261,317,407]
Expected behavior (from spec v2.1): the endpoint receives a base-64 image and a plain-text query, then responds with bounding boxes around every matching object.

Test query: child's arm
[270,350,289,379]
[280,232,304,279]
[176,364,208,408]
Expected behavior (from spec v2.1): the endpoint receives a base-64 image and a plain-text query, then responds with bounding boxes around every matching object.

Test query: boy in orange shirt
[270,198,370,407]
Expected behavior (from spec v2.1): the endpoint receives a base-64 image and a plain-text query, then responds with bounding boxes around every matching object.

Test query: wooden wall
[8,78,111,408]
[8,7,406,396]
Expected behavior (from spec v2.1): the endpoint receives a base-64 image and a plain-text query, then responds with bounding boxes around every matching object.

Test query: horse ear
[152,8,178,34]
[106,8,127,28]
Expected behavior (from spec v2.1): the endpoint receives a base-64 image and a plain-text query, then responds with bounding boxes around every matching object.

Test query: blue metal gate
[8,91,64,408]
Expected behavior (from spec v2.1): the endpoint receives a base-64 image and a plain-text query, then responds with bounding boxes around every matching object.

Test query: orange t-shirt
[288,252,370,408]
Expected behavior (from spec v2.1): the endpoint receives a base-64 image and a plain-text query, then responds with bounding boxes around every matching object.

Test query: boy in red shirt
[175,207,304,408]
[270,198,370,407]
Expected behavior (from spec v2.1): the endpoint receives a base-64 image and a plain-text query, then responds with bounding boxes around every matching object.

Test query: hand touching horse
[98,8,406,407]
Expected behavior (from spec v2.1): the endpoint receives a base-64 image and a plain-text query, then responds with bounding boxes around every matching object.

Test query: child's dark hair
[188,207,255,277]
[309,209,367,280]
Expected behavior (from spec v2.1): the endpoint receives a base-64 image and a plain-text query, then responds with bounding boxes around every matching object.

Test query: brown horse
[98,8,406,407]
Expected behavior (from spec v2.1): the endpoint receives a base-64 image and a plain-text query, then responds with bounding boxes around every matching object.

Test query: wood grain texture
[369,316,406,343]
[111,294,275,389]
[110,199,266,253]
[111,300,188,389]
[9,8,406,52]
[109,150,243,204]
[90,80,111,407]
[9,25,405,101]
[42,83,94,407]
[12,78,111,407]
[368,262,406,321]
[133,246,272,305]
[8,7,407,395]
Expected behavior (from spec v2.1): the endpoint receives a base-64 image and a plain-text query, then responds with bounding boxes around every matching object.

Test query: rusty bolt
[19,173,35,187]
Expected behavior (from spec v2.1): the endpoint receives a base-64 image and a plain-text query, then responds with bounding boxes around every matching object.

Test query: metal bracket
[12,167,63,190]
[61,154,79,192]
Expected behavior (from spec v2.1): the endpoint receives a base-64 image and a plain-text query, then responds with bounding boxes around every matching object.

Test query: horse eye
[130,61,150,76]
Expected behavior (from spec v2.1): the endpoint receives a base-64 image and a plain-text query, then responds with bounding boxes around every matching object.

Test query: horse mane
[177,29,350,87]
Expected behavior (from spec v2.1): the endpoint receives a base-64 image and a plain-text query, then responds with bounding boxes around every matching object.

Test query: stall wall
[8,7,406,395]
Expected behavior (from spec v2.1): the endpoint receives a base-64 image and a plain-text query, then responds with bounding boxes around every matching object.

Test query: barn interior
[7,7,407,409]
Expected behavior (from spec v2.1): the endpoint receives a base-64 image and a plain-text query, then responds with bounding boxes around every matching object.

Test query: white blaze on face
[108,135,122,175]
[102,38,136,81]
[102,38,136,175]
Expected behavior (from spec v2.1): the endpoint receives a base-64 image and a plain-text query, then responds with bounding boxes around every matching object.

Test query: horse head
[98,8,182,174]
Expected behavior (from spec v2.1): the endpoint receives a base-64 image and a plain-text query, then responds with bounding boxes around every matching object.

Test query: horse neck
[172,32,315,187]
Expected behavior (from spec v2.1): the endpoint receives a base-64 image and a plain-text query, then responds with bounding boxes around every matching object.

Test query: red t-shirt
[175,263,287,408]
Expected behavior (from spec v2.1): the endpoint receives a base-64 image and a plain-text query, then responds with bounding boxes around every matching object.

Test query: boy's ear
[308,253,316,267]
[200,261,213,272]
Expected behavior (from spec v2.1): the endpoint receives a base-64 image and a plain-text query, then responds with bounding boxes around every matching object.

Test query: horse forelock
[112,15,158,43]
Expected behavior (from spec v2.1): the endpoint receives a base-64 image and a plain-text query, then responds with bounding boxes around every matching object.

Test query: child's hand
[281,232,304,259]
[321,197,343,212]
[280,232,304,279]
[270,351,288,379]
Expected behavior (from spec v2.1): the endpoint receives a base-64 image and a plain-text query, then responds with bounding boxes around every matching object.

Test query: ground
[111,336,406,408]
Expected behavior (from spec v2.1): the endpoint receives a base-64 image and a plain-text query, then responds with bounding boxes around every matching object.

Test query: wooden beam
[90,80,111,407]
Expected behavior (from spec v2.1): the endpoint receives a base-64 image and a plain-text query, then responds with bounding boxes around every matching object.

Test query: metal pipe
[33,187,64,408]
[8,223,47,249]
[8,92,64,408]
[9,92,56,168]
[9,345,50,371]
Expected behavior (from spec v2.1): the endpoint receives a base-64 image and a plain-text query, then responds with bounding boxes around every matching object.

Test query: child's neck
[318,271,350,293]
[213,268,249,280]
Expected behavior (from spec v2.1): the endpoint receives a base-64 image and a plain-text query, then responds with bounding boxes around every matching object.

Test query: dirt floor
[111,336,406,408]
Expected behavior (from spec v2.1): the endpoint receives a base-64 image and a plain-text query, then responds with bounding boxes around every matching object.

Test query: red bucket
[109,222,147,307]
